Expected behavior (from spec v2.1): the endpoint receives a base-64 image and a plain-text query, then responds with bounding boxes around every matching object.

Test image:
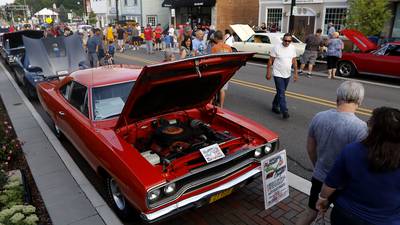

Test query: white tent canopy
[34,8,58,16]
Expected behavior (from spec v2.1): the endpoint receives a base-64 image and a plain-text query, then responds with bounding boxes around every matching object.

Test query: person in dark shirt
[116,25,125,52]
[87,30,100,68]
[299,28,323,78]
[317,107,400,225]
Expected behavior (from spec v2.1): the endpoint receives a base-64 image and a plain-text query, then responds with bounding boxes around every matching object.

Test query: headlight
[254,148,263,158]
[163,183,176,195]
[33,76,44,83]
[264,143,272,154]
[148,189,161,202]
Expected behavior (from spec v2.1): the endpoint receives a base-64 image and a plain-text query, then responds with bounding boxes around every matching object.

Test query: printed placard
[200,144,225,163]
[261,150,290,209]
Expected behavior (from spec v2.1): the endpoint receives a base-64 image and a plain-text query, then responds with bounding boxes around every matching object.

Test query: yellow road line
[115,53,373,117]
[232,79,372,114]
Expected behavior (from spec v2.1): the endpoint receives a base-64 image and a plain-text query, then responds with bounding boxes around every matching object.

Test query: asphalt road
[1,50,399,225]
[115,49,400,178]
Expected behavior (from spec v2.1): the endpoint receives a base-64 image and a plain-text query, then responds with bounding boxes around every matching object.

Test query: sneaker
[298,70,303,75]
[272,107,281,114]
[306,73,312,78]
[282,112,290,119]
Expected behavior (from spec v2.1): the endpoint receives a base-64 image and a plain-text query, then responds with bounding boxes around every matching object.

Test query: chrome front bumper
[141,166,261,222]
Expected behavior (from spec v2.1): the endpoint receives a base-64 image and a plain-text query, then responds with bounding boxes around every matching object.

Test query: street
[2,47,399,225]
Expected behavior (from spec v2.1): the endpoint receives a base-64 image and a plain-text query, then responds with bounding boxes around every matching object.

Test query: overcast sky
[0,0,15,6]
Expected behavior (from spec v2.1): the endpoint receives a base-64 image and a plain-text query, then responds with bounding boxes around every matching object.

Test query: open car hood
[115,52,254,129]
[341,29,377,52]
[2,30,43,49]
[230,24,255,42]
[22,34,88,77]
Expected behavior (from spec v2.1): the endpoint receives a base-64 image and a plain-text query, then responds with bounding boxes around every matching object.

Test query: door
[357,44,400,76]
[243,35,272,58]
[293,16,315,41]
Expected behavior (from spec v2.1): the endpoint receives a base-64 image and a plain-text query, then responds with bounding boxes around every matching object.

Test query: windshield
[92,81,135,120]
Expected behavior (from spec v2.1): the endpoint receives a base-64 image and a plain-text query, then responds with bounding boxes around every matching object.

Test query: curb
[0,63,123,225]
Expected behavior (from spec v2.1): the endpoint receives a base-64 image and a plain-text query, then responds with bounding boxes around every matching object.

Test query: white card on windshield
[200,144,225,163]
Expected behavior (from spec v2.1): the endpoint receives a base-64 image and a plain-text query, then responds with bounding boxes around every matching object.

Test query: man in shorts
[154,23,163,51]
[299,28,323,78]
[296,81,367,225]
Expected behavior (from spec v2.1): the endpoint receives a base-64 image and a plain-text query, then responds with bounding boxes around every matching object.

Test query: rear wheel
[337,61,356,77]
[105,176,135,221]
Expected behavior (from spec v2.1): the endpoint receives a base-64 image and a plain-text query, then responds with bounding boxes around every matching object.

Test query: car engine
[136,118,234,164]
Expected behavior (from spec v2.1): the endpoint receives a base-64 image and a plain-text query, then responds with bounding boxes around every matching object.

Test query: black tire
[25,82,37,100]
[337,61,356,77]
[231,47,238,52]
[105,176,135,221]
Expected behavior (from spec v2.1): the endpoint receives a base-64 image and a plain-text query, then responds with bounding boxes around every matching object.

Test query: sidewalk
[0,54,331,225]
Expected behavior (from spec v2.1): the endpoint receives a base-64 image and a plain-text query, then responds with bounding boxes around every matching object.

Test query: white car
[230,24,306,59]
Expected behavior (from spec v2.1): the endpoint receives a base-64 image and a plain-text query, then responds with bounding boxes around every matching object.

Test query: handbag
[311,213,326,225]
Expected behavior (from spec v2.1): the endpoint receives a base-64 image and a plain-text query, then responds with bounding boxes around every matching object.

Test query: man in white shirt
[266,33,298,119]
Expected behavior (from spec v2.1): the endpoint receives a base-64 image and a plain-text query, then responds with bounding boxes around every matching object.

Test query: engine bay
[134,117,235,164]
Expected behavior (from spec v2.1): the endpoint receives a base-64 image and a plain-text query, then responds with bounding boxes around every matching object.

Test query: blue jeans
[272,76,290,113]
[331,205,373,225]
[146,40,153,53]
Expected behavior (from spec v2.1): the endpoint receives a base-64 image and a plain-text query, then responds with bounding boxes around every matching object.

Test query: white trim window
[146,15,157,26]
[266,8,283,32]
[324,8,347,34]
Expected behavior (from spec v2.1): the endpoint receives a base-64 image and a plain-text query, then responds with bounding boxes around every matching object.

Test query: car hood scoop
[22,34,88,77]
[115,52,254,129]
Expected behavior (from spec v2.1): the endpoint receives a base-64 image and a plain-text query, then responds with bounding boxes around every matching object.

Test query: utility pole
[288,0,296,34]
[115,0,119,23]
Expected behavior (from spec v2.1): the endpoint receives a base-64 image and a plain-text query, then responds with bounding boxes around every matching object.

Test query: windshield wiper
[99,113,120,120]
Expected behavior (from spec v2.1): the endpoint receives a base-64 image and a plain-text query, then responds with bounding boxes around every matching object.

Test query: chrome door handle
[58,111,65,116]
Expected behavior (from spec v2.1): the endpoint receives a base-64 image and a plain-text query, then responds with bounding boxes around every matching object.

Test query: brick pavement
[151,175,331,225]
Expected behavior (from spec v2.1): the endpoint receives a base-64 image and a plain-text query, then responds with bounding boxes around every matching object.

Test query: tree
[346,0,392,36]
[58,4,68,22]
[88,11,97,25]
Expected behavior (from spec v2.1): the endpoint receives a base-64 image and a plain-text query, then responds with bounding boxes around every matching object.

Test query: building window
[392,3,400,37]
[266,8,283,32]
[133,0,137,5]
[108,0,111,6]
[147,15,157,26]
[324,8,347,34]
[124,0,127,6]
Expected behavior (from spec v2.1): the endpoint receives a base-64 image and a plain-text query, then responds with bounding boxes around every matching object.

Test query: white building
[90,0,169,27]
[259,0,348,39]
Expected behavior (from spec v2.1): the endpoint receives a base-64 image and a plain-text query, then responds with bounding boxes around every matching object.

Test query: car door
[243,35,271,58]
[382,44,400,77]
[57,81,98,168]
[357,45,398,76]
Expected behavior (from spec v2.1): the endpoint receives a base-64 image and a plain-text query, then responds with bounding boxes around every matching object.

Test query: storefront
[162,0,215,27]
[259,0,348,40]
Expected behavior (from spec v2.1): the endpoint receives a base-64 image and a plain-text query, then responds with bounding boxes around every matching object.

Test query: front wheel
[105,177,135,221]
[337,61,356,77]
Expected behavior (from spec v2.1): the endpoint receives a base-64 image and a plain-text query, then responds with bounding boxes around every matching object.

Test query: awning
[162,0,216,7]
[162,0,173,7]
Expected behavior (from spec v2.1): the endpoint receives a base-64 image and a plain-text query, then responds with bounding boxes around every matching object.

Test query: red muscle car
[37,53,279,222]
[337,29,400,78]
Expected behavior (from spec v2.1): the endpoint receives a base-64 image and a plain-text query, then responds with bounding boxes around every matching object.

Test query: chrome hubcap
[339,63,351,76]
[110,178,126,210]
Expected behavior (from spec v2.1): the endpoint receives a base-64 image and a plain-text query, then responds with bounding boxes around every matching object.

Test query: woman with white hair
[326,32,344,79]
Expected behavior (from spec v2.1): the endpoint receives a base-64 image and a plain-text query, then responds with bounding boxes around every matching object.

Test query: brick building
[162,0,259,30]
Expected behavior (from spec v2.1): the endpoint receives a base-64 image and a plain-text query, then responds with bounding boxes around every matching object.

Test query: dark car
[12,34,89,98]
[0,30,43,65]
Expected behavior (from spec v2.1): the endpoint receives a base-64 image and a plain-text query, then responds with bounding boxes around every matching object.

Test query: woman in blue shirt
[317,107,400,225]
[326,32,344,79]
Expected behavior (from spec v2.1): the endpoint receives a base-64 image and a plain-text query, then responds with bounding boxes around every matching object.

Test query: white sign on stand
[261,150,289,209]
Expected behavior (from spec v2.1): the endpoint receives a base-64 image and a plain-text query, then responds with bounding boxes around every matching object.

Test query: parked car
[13,34,89,98]
[230,24,306,59]
[0,30,43,65]
[37,53,280,222]
[337,29,400,78]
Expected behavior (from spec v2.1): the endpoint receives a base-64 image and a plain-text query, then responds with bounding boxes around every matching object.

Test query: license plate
[209,188,233,204]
